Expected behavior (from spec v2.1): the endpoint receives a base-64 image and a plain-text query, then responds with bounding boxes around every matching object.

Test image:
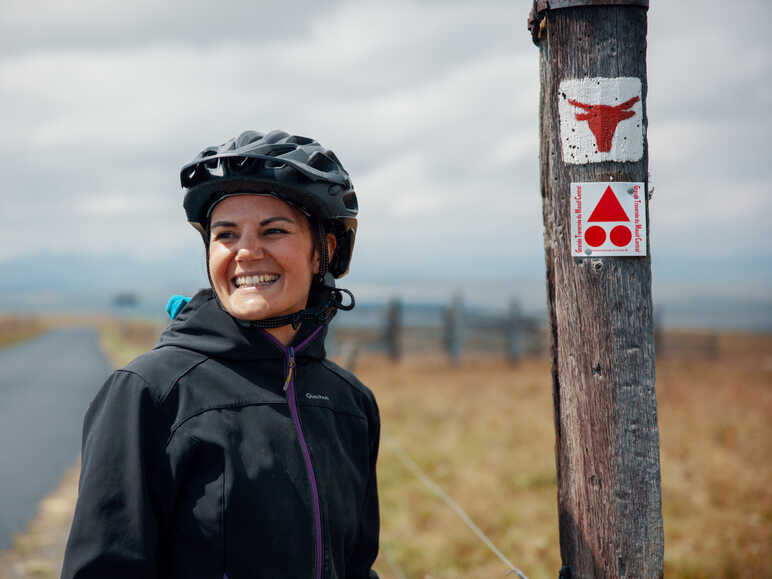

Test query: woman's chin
[225,295,273,321]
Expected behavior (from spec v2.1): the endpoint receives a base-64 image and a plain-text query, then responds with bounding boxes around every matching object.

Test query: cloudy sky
[1,0,770,317]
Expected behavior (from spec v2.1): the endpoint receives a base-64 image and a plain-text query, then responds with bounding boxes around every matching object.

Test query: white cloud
[0,0,769,302]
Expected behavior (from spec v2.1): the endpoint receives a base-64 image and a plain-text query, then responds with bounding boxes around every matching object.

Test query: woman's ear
[325,233,337,266]
[313,233,337,275]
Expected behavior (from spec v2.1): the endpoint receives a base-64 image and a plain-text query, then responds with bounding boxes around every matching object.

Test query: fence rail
[330,300,737,364]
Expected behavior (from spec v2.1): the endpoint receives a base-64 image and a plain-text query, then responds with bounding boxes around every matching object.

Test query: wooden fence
[330,300,740,365]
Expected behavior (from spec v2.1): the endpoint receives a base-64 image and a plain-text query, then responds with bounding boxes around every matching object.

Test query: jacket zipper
[280,338,324,579]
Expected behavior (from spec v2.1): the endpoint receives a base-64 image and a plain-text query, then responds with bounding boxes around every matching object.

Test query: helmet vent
[208,160,224,176]
[342,192,358,211]
[265,144,296,157]
[228,156,256,173]
[201,149,219,169]
[263,145,296,169]
[286,135,314,145]
[308,151,336,173]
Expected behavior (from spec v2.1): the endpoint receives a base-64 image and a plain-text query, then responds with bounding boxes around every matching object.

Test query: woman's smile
[232,272,281,289]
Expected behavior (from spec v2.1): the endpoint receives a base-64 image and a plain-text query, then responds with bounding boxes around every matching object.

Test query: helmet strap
[316,223,329,284]
[240,277,355,330]
[239,228,352,330]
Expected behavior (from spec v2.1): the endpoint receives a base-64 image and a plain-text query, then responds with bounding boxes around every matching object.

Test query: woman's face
[208,195,317,321]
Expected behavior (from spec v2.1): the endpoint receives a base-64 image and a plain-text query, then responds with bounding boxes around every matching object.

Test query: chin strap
[224,228,354,330]
[243,275,355,330]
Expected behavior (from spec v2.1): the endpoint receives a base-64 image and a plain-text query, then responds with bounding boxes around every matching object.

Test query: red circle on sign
[610,225,632,247]
[585,226,606,247]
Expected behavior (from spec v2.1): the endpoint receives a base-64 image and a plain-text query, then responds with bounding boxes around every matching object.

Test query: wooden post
[339,340,359,372]
[444,292,464,366]
[384,297,402,362]
[707,332,719,361]
[326,317,337,357]
[507,299,524,365]
[528,2,664,577]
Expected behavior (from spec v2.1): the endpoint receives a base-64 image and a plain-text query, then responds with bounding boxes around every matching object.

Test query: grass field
[0,320,769,578]
[357,343,771,578]
[0,316,46,350]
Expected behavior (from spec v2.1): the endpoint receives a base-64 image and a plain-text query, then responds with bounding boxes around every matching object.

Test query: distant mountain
[0,252,770,331]
[0,252,206,292]
[0,252,207,317]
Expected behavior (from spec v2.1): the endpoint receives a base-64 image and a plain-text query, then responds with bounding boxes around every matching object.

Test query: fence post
[528,2,664,577]
[507,300,524,365]
[444,292,464,366]
[325,317,337,358]
[707,332,719,360]
[384,297,402,362]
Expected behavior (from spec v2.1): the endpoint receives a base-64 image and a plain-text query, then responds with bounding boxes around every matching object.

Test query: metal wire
[383,433,529,579]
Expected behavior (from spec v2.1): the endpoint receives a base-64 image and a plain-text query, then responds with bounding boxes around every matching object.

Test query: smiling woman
[208,195,335,344]
[61,130,380,579]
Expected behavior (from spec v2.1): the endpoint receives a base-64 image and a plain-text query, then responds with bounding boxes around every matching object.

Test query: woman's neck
[265,324,300,347]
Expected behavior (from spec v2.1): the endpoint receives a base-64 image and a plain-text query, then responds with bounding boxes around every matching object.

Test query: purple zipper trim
[262,327,325,579]
[260,325,323,353]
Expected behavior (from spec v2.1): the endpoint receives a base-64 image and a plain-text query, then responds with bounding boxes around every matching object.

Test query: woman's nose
[235,235,264,261]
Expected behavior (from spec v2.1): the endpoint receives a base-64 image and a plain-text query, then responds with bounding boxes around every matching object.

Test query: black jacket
[62,289,380,579]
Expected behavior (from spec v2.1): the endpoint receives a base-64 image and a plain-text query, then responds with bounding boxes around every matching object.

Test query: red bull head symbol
[568,96,640,152]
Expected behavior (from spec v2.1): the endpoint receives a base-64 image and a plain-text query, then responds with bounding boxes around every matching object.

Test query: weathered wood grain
[535,6,664,578]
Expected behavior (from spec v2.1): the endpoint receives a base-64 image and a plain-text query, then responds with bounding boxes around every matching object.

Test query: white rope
[383,433,528,579]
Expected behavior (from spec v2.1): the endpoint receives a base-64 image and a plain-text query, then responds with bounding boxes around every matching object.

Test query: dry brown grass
[353,334,772,579]
[0,316,47,350]
[657,333,772,578]
[97,318,165,368]
[0,465,80,579]
[355,355,560,579]
[1,322,769,578]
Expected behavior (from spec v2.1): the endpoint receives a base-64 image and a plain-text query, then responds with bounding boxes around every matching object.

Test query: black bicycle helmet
[181,129,358,278]
[180,130,358,328]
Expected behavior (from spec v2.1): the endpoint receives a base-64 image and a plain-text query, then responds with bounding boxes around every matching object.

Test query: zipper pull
[283,346,296,392]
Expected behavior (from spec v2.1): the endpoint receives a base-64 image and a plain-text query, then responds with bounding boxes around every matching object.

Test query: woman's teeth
[234,274,279,288]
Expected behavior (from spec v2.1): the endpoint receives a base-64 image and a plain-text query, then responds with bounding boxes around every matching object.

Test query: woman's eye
[213,231,235,241]
[264,228,289,235]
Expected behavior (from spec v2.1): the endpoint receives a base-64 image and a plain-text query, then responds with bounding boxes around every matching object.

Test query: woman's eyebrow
[210,216,294,229]
[210,220,237,229]
[260,216,295,226]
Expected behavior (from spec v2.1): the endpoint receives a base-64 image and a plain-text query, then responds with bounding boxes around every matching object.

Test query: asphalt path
[0,327,112,550]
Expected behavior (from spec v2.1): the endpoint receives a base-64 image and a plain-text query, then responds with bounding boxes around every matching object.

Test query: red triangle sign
[588,185,630,222]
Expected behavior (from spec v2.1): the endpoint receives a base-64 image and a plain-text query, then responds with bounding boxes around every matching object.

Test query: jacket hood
[155,288,328,360]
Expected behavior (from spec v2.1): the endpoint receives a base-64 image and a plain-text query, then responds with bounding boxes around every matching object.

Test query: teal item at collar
[165,295,191,320]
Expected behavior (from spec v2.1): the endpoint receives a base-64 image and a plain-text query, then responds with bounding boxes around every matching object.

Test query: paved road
[0,328,112,550]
